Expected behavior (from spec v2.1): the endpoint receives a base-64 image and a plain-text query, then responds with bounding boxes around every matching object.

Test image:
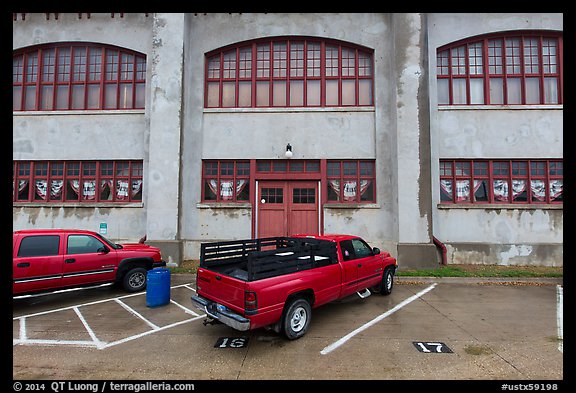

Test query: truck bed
[200,237,338,281]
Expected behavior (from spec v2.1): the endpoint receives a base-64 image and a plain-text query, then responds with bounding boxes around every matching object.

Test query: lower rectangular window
[439,159,562,205]
[13,160,143,204]
[327,160,375,203]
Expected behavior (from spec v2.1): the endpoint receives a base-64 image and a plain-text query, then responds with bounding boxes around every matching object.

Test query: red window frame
[437,31,563,106]
[205,37,374,108]
[326,160,376,203]
[440,159,562,205]
[13,43,146,111]
[201,160,250,202]
[13,160,143,203]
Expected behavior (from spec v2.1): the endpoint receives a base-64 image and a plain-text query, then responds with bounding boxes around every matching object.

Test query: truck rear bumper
[191,295,251,331]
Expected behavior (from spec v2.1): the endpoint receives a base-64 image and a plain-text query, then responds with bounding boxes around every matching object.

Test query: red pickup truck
[192,234,398,339]
[13,229,166,296]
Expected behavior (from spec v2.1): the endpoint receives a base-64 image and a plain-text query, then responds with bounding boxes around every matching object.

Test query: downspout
[432,236,447,266]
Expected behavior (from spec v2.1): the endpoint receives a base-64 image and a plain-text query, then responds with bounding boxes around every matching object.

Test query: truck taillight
[245,291,257,311]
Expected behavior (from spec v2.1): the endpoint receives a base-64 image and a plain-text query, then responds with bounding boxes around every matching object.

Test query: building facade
[13,13,563,268]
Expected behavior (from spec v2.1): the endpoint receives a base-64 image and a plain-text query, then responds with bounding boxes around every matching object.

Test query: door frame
[254,180,321,238]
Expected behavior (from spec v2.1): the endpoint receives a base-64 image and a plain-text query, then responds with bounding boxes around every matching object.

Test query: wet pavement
[13,274,563,381]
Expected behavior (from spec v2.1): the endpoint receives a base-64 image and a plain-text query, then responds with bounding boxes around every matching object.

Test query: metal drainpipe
[432,236,447,266]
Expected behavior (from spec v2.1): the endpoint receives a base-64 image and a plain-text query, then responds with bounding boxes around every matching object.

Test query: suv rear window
[17,235,60,257]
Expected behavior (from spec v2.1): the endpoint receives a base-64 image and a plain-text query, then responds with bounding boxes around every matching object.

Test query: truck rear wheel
[282,298,311,340]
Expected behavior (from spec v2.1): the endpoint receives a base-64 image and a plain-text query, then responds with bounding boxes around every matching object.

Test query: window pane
[451,79,466,104]
[474,180,489,202]
[72,85,85,109]
[207,82,220,107]
[13,86,22,110]
[40,86,54,110]
[359,80,372,106]
[469,79,484,104]
[307,80,320,106]
[525,77,540,104]
[87,84,101,109]
[222,81,236,107]
[135,83,145,108]
[326,80,338,105]
[289,80,303,106]
[56,85,69,110]
[272,81,286,106]
[543,77,558,104]
[440,180,453,202]
[256,81,269,106]
[238,81,251,107]
[437,79,449,105]
[489,78,504,104]
[119,83,133,108]
[104,84,117,109]
[342,80,355,105]
[506,77,522,104]
[25,86,36,110]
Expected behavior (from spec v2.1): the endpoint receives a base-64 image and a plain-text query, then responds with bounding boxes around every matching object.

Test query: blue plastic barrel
[146,268,171,307]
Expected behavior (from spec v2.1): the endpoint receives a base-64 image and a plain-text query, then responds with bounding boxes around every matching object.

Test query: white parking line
[557,285,563,353]
[320,283,437,355]
[13,282,205,350]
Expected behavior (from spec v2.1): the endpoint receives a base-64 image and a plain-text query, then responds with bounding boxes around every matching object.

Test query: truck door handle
[65,258,76,264]
[215,275,222,281]
[357,263,362,267]
[17,262,30,267]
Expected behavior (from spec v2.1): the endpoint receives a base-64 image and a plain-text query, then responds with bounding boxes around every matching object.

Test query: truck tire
[123,267,147,292]
[381,266,394,295]
[282,298,312,340]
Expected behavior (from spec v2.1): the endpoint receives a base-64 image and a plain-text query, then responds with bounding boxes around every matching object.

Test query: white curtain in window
[550,180,563,200]
[50,180,63,198]
[35,180,47,199]
[131,180,143,197]
[207,179,247,201]
[530,180,546,201]
[116,180,129,200]
[329,180,370,201]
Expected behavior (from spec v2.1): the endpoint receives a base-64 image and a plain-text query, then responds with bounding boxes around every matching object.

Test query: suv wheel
[123,267,147,292]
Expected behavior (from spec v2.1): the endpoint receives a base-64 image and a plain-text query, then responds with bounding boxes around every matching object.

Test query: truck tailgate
[195,268,246,312]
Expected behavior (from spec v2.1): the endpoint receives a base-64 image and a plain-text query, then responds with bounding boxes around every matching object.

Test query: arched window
[436,31,562,106]
[13,42,146,111]
[205,37,374,108]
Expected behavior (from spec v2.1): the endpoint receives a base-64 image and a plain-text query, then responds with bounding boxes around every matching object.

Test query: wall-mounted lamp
[285,143,293,159]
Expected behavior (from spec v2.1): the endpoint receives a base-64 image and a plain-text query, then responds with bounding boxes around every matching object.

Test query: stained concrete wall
[427,13,563,266]
[13,13,153,243]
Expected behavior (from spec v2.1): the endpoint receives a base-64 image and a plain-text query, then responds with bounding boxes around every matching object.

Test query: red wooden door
[257,181,319,238]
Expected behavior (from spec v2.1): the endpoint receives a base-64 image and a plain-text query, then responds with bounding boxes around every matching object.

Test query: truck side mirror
[97,246,110,254]
[372,247,380,255]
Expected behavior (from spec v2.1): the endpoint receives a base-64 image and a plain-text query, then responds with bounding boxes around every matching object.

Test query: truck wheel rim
[130,272,145,288]
[291,307,307,332]
[386,273,393,290]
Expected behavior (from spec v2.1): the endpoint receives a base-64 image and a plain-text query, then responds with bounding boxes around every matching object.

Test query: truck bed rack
[200,237,338,281]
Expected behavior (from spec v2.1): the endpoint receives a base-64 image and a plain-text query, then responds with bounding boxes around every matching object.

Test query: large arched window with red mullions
[13,42,147,111]
[436,31,563,106]
[205,37,374,108]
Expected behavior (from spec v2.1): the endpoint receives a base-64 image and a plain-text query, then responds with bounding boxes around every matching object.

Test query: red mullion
[447,48,454,105]
[131,53,137,109]
[302,41,308,107]
[537,36,546,105]
[320,42,326,107]
[519,36,527,105]
[481,39,491,105]
[337,45,342,106]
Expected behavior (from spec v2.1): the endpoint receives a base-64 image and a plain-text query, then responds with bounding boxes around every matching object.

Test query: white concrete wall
[180,13,400,258]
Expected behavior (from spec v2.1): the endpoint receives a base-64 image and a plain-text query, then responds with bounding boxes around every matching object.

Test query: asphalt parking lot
[13,273,563,381]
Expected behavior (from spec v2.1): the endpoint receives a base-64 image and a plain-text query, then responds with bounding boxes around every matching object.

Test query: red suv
[13,229,166,296]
